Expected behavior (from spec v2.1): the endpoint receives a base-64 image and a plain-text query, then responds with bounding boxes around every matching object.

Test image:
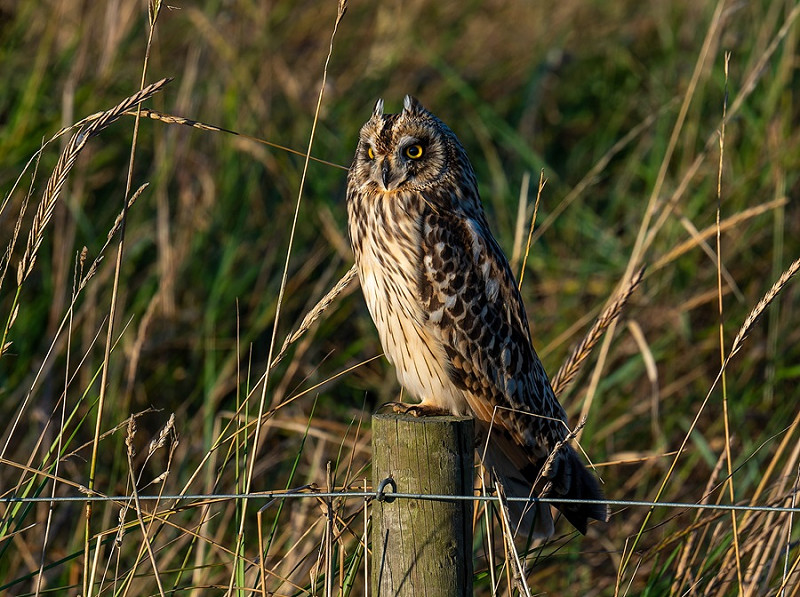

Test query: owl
[346,95,607,538]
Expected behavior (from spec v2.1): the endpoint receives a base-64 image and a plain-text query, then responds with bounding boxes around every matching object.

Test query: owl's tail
[480,426,608,539]
[542,442,609,534]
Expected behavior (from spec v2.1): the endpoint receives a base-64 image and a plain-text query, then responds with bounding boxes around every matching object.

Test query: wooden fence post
[371,413,474,597]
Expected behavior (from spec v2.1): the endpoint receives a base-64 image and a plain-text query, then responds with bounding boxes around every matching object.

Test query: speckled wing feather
[418,206,566,450]
[417,204,607,533]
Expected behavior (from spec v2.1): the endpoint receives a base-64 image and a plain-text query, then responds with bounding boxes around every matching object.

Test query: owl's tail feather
[482,431,607,539]
[547,443,609,534]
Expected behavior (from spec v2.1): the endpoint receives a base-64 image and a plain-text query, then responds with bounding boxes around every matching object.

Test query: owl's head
[351,95,470,194]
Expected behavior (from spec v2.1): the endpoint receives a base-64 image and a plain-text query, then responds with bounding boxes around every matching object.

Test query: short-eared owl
[346,96,607,537]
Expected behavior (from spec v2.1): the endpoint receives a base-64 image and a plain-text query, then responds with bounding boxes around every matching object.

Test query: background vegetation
[1,0,799,594]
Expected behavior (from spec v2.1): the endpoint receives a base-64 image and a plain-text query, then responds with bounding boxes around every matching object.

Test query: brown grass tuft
[551,267,645,397]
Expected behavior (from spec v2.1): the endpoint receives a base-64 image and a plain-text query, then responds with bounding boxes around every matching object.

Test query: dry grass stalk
[124,416,167,597]
[551,266,645,397]
[715,51,744,594]
[779,466,800,594]
[729,256,800,361]
[741,518,785,596]
[737,433,800,596]
[651,196,788,272]
[324,462,334,597]
[494,482,532,597]
[2,91,158,359]
[16,78,170,285]
[147,413,176,460]
[122,108,348,171]
[74,185,146,299]
[626,319,662,444]
[271,265,358,370]
[517,170,543,290]
[113,416,179,597]
[0,170,34,294]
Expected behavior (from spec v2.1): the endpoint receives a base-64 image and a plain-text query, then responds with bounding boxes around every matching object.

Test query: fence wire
[3,488,799,515]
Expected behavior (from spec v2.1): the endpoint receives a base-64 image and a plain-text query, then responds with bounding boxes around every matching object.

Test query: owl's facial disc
[356,99,449,193]
[362,130,443,192]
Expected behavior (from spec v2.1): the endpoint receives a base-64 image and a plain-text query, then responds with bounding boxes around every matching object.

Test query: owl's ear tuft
[373,98,384,118]
[402,95,425,116]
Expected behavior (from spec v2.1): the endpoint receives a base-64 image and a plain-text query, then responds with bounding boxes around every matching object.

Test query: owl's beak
[372,158,406,193]
[377,159,405,191]
[381,161,391,189]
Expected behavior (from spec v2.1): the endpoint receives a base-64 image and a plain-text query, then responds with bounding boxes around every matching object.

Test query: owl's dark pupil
[406,144,423,159]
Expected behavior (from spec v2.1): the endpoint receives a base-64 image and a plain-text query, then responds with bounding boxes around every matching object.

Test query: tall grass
[1,0,799,594]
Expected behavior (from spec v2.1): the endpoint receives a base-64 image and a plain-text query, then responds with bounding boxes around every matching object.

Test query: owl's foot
[384,401,451,417]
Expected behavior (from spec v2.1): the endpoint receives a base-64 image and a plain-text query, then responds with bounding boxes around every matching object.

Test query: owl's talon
[384,401,413,415]
[384,402,449,417]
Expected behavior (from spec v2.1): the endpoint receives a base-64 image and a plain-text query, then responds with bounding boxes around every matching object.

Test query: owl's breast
[349,192,468,414]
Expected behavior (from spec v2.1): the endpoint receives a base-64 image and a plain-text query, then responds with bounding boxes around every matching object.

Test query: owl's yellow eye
[367,147,375,160]
[405,144,424,159]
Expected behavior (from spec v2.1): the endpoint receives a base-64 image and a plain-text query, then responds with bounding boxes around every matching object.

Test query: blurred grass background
[1,0,799,594]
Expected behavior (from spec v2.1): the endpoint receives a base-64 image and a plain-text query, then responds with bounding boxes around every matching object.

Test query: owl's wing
[418,207,568,447]
[418,206,608,534]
